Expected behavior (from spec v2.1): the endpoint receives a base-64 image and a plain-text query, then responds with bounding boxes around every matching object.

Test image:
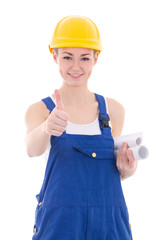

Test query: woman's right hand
[45,89,69,136]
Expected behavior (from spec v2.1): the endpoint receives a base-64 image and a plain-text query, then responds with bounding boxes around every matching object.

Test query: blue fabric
[41,97,55,112]
[33,93,133,240]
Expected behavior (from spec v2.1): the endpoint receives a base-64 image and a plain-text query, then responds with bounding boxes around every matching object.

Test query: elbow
[25,137,35,157]
[25,141,43,158]
[25,146,45,157]
[26,147,36,158]
[24,135,47,157]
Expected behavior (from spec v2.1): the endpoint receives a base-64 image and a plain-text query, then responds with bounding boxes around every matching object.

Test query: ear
[93,51,99,66]
[53,49,58,64]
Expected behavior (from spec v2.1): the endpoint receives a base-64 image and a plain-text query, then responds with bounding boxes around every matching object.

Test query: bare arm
[25,90,69,157]
[106,97,138,180]
[106,98,125,138]
[25,101,51,157]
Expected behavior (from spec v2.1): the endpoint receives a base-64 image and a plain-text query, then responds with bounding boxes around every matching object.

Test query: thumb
[54,89,64,111]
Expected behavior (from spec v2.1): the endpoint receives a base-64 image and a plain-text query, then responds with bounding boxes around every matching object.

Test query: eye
[63,56,72,60]
[81,57,90,61]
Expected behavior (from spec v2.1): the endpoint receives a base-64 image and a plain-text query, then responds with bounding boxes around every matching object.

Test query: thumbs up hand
[54,89,64,111]
[46,89,69,136]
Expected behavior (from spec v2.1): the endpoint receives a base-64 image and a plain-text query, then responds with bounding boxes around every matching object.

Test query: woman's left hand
[116,142,138,180]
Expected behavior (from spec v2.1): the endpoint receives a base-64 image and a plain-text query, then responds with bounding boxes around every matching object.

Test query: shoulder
[25,101,50,119]
[106,97,125,117]
[25,101,50,133]
[105,97,125,137]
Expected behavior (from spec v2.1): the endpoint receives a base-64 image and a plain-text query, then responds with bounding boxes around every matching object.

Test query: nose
[71,60,81,71]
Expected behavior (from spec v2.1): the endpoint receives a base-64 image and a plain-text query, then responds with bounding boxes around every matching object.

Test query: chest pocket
[72,144,114,160]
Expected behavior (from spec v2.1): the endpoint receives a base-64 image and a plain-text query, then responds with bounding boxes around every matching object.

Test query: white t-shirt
[43,95,112,162]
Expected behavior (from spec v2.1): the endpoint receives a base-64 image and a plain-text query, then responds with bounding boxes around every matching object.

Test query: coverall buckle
[98,112,111,129]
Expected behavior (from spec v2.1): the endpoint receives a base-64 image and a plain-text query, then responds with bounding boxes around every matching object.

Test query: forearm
[25,120,50,157]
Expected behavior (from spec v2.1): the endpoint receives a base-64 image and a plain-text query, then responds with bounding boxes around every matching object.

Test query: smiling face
[53,47,99,87]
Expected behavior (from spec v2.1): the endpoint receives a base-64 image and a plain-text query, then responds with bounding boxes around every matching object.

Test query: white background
[0,0,160,239]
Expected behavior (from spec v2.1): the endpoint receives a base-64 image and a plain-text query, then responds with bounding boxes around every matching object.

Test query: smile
[68,73,84,78]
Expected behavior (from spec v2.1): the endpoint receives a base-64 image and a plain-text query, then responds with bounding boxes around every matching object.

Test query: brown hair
[54,48,97,56]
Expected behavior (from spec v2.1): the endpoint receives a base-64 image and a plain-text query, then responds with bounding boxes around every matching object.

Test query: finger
[117,142,127,156]
[49,107,69,122]
[53,116,68,127]
[120,142,128,162]
[48,122,66,133]
[56,109,69,121]
[117,142,128,169]
[50,129,63,137]
[127,149,135,166]
[116,143,124,163]
[54,89,64,111]
[116,143,125,168]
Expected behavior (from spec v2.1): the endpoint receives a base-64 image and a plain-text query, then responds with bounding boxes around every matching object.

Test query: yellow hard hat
[48,15,102,54]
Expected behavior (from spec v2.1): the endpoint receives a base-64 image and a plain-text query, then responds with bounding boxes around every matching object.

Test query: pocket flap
[72,144,114,160]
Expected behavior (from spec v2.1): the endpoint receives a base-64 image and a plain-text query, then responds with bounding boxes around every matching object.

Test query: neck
[56,85,95,106]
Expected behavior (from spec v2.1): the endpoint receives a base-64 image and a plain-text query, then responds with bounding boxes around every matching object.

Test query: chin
[63,77,87,86]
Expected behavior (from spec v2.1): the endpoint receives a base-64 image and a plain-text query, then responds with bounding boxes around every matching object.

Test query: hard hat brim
[48,42,102,54]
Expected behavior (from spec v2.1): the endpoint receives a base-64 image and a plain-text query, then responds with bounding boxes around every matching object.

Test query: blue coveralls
[32,93,133,240]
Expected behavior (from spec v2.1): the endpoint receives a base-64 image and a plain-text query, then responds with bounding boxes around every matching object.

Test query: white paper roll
[114,145,149,160]
[114,132,143,150]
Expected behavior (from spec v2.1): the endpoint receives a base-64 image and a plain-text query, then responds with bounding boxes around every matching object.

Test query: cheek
[83,62,93,73]
[59,60,71,73]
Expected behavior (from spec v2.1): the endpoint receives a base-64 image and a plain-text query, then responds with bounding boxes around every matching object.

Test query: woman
[25,15,137,240]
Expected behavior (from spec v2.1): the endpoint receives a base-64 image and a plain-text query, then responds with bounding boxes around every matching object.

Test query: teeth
[70,73,81,76]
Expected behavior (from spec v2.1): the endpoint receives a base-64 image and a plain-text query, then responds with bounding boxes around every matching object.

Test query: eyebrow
[62,52,91,56]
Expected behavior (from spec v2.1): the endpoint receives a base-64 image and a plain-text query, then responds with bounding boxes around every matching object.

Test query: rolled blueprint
[114,145,149,160]
[114,132,143,150]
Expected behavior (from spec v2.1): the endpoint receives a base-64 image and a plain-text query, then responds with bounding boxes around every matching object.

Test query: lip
[68,73,84,79]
